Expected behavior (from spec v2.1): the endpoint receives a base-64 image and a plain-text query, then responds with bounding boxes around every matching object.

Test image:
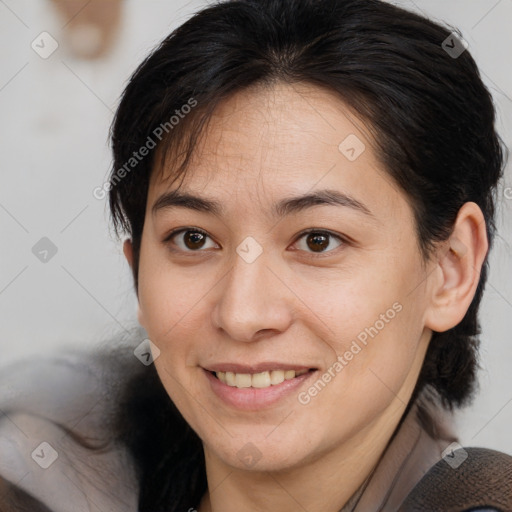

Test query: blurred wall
[1,0,511,453]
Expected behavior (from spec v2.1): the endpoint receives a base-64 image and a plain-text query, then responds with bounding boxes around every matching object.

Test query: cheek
[137,248,209,340]
[136,247,218,395]
[294,248,427,393]
[138,264,206,412]
[293,250,419,338]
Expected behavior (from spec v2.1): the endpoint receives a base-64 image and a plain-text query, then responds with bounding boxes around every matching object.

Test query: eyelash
[163,227,348,257]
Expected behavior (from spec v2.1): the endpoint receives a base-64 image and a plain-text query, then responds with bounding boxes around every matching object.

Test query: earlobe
[123,238,145,327]
[424,202,488,333]
[123,238,134,270]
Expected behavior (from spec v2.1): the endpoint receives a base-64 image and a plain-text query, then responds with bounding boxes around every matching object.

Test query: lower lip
[203,369,316,410]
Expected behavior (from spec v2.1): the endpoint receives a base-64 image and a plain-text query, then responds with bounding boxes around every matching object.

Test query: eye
[163,227,348,257]
[164,228,219,252]
[293,230,344,254]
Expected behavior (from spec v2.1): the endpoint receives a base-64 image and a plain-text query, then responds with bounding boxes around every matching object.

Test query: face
[133,83,435,474]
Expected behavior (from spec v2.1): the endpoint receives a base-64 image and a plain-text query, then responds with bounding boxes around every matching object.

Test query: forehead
[147,82,401,217]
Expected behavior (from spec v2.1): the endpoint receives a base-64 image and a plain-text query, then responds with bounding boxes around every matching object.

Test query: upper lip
[204,362,316,373]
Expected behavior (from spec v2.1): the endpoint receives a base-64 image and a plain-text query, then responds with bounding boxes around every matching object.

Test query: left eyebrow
[151,188,374,219]
[273,189,374,218]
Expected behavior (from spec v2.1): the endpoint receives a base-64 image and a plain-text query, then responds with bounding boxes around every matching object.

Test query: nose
[211,249,294,343]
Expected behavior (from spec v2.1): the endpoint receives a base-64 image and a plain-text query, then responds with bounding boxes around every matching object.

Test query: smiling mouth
[210,369,316,389]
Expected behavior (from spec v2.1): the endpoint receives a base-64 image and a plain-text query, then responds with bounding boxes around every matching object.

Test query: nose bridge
[212,244,293,342]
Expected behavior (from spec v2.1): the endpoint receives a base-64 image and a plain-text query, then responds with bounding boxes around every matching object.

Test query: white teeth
[284,370,295,380]
[215,369,310,389]
[251,371,271,388]
[270,370,285,385]
[235,373,252,388]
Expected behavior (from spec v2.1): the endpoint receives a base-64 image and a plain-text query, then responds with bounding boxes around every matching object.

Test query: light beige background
[1,0,511,453]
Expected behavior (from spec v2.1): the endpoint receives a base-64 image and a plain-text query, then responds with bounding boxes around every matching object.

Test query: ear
[123,238,134,269]
[424,202,489,333]
[123,238,145,327]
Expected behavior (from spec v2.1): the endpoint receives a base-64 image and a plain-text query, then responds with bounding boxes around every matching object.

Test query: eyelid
[162,226,350,255]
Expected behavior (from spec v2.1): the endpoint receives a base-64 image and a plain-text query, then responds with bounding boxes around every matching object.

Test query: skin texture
[123,82,488,512]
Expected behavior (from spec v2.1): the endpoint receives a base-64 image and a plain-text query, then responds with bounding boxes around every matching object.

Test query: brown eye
[295,230,343,254]
[184,231,207,249]
[306,233,329,252]
[167,228,218,252]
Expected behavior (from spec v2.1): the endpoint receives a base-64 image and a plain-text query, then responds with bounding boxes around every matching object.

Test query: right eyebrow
[152,190,224,217]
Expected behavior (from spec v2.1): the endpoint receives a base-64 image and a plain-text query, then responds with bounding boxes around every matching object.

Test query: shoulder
[399,446,512,512]
[0,343,143,512]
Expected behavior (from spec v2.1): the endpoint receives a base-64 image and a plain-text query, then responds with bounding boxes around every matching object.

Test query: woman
[1,0,511,510]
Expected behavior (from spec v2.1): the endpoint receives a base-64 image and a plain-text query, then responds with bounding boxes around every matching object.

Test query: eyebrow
[152,188,373,218]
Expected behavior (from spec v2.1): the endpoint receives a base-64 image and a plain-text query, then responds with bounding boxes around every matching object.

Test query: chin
[204,429,318,473]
